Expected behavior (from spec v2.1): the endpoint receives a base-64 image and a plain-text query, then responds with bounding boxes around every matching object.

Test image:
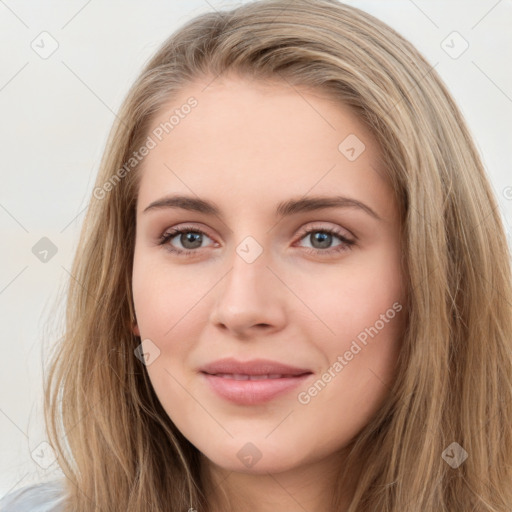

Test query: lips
[213,373,298,380]
[199,358,313,405]
[200,357,311,377]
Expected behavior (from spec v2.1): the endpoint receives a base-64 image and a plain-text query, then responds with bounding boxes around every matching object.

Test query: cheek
[294,305,404,454]
[294,248,405,349]
[132,248,198,339]
[131,251,208,397]
[294,248,405,412]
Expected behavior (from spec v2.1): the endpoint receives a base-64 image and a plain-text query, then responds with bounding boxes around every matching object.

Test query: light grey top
[0,479,66,512]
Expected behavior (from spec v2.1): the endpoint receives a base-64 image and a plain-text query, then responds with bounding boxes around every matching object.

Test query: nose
[208,246,287,339]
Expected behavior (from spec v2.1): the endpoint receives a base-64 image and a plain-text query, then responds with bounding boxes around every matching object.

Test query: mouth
[204,373,310,380]
[198,358,313,405]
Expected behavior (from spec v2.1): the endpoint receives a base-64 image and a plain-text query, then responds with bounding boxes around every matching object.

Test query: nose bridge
[223,236,273,305]
[223,220,272,287]
[209,233,286,333]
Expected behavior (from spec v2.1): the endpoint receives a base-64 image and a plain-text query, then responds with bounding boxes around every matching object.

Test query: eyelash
[158,224,355,257]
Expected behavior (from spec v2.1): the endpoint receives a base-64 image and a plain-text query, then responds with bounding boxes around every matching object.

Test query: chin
[198,440,305,475]
[209,456,298,475]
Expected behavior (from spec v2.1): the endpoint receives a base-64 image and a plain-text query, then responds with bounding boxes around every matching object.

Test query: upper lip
[199,358,312,376]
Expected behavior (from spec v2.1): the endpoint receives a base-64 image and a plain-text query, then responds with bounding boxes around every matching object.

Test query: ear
[132,322,140,337]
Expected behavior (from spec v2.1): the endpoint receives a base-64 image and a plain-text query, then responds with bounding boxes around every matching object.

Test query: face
[131,74,407,477]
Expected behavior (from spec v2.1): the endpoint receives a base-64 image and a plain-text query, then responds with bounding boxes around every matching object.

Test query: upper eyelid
[296,223,354,240]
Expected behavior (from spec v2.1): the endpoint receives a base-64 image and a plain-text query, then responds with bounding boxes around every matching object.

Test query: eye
[158,225,215,256]
[295,226,355,256]
[158,224,355,257]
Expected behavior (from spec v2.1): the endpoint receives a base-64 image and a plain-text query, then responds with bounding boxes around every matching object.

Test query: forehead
[135,75,395,221]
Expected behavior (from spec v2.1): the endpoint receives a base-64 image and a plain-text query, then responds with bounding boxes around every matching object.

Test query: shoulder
[0,479,67,512]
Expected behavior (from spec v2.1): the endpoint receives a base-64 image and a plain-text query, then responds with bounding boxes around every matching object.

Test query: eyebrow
[142,194,381,220]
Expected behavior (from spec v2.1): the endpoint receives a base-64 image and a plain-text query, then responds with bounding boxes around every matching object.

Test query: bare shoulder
[0,479,67,512]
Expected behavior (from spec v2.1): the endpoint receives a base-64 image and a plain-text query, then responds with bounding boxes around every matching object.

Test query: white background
[0,0,511,497]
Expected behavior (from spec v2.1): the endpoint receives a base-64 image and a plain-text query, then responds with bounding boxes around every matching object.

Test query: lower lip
[201,372,312,405]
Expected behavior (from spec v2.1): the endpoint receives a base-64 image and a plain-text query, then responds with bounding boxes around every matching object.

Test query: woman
[2,0,511,510]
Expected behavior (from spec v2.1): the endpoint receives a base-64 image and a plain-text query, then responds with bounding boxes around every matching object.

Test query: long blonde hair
[44,0,512,510]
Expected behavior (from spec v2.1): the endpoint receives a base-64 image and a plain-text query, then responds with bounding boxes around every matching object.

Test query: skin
[131,74,407,512]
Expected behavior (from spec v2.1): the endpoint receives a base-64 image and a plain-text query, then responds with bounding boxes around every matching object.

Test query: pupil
[182,232,202,249]
[312,232,331,249]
